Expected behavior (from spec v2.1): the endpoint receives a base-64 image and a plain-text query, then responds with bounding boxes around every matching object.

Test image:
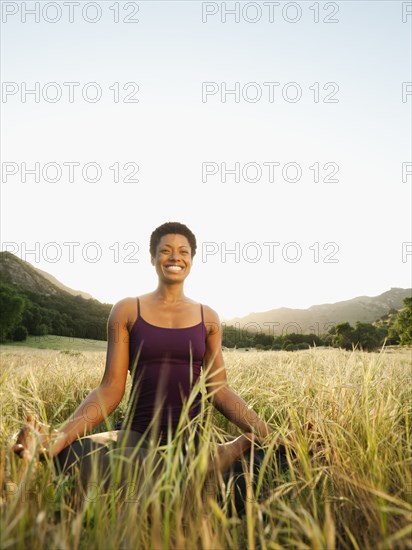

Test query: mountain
[224,288,412,335]
[0,252,111,340]
[0,251,94,300]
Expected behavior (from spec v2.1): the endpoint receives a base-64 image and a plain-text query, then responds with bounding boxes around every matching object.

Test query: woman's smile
[164,265,184,272]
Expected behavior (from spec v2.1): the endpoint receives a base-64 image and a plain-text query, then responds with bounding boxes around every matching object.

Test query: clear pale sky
[1,1,411,319]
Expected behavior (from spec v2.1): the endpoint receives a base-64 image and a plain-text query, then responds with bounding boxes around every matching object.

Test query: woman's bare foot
[85,431,119,446]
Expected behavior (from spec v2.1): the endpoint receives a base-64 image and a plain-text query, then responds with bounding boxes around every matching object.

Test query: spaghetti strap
[200,303,204,324]
[136,297,140,318]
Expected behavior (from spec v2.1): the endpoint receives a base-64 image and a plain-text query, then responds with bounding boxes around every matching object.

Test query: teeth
[165,266,182,271]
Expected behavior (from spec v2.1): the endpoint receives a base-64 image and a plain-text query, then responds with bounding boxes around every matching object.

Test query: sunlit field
[1,344,411,549]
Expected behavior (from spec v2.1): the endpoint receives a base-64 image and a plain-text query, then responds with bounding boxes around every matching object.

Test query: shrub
[12,325,28,341]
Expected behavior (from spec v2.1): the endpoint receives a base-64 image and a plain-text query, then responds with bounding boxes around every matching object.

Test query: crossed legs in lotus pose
[12,417,289,516]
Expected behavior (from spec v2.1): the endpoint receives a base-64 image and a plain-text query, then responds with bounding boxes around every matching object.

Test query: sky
[1,0,411,319]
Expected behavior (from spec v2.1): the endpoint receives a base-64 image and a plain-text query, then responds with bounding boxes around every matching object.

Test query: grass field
[0,335,107,352]
[0,341,411,549]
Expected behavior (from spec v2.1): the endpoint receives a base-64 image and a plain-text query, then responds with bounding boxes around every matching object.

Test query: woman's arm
[203,307,274,441]
[14,298,132,459]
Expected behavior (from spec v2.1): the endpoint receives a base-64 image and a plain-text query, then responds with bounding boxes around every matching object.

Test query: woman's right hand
[12,414,59,462]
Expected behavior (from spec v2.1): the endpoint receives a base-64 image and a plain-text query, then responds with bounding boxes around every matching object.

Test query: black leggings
[53,430,165,497]
[53,431,289,517]
[217,444,289,517]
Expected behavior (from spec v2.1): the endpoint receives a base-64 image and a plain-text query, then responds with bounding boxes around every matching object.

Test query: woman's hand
[303,420,326,456]
[243,429,294,452]
[12,414,59,463]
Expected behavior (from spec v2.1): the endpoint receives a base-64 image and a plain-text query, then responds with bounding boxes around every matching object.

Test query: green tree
[255,332,274,347]
[36,323,49,337]
[353,322,386,351]
[391,297,412,345]
[0,284,25,341]
[12,325,28,342]
[333,322,355,350]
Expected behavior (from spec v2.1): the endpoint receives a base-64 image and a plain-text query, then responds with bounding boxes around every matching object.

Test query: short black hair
[150,222,197,258]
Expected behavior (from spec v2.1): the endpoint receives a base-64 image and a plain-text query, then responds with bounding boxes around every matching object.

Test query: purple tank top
[120,297,207,443]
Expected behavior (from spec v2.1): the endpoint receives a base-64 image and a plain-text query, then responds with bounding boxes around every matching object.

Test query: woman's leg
[206,433,254,477]
[53,431,165,514]
[201,433,254,515]
[53,434,114,492]
[205,433,289,517]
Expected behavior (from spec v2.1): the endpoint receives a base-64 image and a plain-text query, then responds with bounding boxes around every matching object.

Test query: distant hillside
[225,288,412,335]
[0,252,112,340]
[0,251,94,299]
[373,308,400,332]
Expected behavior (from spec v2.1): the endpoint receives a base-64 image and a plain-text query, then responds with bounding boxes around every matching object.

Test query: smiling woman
[12,221,289,516]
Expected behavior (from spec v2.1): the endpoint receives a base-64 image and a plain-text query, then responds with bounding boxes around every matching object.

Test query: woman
[12,221,289,514]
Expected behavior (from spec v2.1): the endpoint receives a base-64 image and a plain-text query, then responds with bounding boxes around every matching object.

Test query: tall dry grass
[1,345,411,549]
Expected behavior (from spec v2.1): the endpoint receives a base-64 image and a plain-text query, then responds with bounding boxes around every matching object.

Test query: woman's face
[151,233,193,282]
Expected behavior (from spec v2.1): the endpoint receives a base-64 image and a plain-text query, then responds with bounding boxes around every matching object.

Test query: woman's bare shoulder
[200,305,221,338]
[201,304,221,325]
[109,296,138,323]
[112,296,137,308]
